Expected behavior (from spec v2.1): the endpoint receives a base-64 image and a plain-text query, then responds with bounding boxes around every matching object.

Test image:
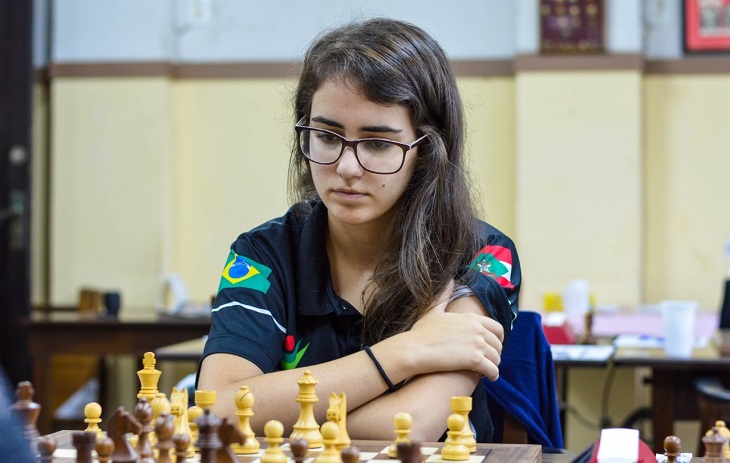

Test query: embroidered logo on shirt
[468,245,514,290]
[281,335,309,370]
[218,251,272,294]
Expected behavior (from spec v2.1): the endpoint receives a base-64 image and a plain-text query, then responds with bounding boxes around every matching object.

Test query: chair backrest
[694,376,730,455]
[483,310,564,449]
[502,410,529,444]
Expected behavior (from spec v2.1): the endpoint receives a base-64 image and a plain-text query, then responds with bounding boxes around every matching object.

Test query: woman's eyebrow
[311,115,402,134]
[361,125,402,134]
[311,115,343,128]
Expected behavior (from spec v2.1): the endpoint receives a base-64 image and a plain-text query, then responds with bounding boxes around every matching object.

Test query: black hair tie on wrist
[363,345,403,392]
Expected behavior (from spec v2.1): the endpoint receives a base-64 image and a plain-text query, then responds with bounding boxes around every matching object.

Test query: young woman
[197,17,521,443]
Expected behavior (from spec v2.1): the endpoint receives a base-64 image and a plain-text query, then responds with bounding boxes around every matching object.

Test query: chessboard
[11,350,557,463]
[36,430,545,463]
[14,350,710,463]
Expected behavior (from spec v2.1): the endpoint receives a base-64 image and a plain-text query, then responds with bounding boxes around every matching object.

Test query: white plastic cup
[562,279,590,317]
[660,300,698,358]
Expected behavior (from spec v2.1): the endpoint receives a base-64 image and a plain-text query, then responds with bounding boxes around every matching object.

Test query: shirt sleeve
[201,230,291,374]
[463,223,522,342]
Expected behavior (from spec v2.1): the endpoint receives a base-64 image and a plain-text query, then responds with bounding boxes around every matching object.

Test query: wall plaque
[540,0,604,53]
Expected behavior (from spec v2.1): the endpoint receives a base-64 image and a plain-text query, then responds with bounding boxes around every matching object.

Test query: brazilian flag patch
[218,251,272,294]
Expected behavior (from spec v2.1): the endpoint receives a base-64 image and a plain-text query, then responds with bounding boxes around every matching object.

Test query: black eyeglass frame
[295,116,429,174]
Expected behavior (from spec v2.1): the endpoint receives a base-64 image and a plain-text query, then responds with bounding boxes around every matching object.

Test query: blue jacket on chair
[483,310,564,449]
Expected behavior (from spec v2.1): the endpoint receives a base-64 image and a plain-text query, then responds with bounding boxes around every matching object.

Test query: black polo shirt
[200,200,521,442]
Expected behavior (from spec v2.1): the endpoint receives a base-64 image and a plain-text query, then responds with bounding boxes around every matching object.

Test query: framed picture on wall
[539,0,604,53]
[684,0,730,53]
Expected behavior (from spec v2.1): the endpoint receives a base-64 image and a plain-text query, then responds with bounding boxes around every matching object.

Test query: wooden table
[155,336,207,361]
[35,430,578,463]
[550,343,615,447]
[545,309,729,454]
[23,311,210,435]
[614,339,730,453]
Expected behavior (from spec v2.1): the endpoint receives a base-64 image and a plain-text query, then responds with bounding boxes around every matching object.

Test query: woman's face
[307,79,420,231]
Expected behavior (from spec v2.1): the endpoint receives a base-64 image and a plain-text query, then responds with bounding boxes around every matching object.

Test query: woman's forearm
[346,370,480,441]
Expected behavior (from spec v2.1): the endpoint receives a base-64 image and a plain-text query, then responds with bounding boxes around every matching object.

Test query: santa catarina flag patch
[469,245,514,290]
[218,251,272,294]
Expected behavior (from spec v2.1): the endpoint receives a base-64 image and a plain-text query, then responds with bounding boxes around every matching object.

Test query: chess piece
[171,386,195,457]
[72,431,97,463]
[10,381,40,440]
[107,406,142,463]
[134,397,155,463]
[196,389,217,410]
[151,392,171,420]
[703,427,725,463]
[96,436,115,463]
[174,433,192,462]
[217,418,246,463]
[196,408,223,463]
[708,420,730,458]
[291,370,323,448]
[663,435,681,463]
[579,309,598,345]
[261,420,287,463]
[83,401,104,437]
[290,437,310,463]
[155,413,175,463]
[129,394,165,450]
[314,421,342,463]
[388,411,412,457]
[397,442,424,463]
[137,352,161,401]
[232,385,260,454]
[36,435,57,463]
[441,414,470,461]
[189,403,203,449]
[327,392,351,450]
[341,446,360,463]
[450,396,475,452]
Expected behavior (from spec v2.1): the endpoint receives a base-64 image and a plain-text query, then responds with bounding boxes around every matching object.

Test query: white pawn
[133,392,169,450]
[84,402,104,437]
[188,404,203,449]
[314,421,342,463]
[441,414,469,461]
[388,412,412,458]
[261,420,287,463]
[151,393,171,420]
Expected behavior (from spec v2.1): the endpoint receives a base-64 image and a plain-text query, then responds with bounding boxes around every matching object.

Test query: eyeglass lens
[299,128,404,174]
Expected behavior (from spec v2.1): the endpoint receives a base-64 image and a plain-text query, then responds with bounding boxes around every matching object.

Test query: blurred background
[23,0,730,313]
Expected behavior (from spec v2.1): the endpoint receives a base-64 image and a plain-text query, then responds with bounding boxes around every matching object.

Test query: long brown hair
[289,18,479,344]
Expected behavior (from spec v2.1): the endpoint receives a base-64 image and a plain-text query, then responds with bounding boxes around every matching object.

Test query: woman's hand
[406,280,504,380]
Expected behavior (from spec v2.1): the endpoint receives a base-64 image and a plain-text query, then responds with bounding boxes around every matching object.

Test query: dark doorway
[0,0,34,385]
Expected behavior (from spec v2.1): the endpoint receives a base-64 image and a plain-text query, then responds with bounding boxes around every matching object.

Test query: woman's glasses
[295,117,428,175]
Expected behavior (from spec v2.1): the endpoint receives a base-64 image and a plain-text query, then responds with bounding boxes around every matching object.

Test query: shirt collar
[295,201,339,316]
